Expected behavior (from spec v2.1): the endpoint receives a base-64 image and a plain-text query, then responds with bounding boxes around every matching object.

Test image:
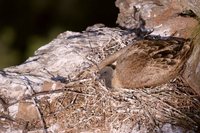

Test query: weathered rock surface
[1,0,200,133]
[116,0,198,37]
[183,0,200,18]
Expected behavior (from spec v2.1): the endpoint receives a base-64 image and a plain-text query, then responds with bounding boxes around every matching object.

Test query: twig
[0,96,9,111]
[32,97,48,133]
[142,90,198,125]
[0,114,15,122]
[23,76,48,133]
[22,121,29,133]
[24,86,93,100]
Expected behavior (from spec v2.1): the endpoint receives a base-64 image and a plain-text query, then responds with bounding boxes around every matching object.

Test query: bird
[99,66,114,88]
[84,38,192,89]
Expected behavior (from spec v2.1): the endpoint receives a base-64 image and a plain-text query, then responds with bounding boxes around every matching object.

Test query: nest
[43,37,200,132]
[35,74,200,133]
[1,36,200,133]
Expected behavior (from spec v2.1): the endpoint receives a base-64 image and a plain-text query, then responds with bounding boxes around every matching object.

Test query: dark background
[0,0,118,68]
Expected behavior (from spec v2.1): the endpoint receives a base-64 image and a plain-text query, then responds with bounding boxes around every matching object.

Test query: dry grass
[1,37,200,133]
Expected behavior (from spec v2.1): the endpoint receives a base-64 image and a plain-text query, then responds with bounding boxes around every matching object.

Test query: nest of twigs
[45,37,200,132]
[2,36,200,133]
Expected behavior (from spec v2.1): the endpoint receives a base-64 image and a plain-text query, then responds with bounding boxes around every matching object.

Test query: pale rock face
[115,0,198,38]
[183,0,200,17]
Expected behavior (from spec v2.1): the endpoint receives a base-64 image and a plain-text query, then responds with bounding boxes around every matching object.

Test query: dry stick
[23,76,48,133]
[131,94,157,128]
[32,97,48,133]
[142,90,198,125]
[111,91,158,129]
[24,85,93,100]
[0,114,15,122]
[22,121,29,133]
[50,94,78,116]
[73,50,100,78]
[8,78,93,107]
[75,35,127,78]
[0,96,9,111]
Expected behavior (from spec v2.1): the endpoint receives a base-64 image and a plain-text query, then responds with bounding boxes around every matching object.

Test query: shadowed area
[0,0,118,68]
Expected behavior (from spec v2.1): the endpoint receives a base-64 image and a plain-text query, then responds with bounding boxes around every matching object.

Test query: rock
[116,0,198,38]
[182,0,200,18]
